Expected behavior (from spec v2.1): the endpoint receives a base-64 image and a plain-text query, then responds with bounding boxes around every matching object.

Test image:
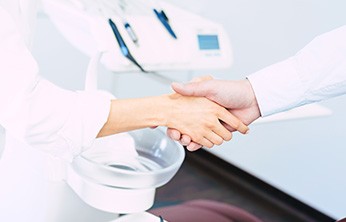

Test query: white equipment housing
[42,0,233,72]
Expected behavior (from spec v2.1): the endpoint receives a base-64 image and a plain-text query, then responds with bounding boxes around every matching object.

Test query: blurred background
[30,0,346,220]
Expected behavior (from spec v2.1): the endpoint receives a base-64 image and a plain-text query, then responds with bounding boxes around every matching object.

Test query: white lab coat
[0,0,112,160]
[248,25,346,117]
[0,1,112,221]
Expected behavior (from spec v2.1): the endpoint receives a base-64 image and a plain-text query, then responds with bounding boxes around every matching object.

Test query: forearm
[98,93,247,149]
[97,95,170,137]
[1,6,113,160]
[248,25,346,116]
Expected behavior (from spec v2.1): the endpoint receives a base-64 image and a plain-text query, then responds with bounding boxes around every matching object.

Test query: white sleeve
[0,6,113,161]
[247,25,346,117]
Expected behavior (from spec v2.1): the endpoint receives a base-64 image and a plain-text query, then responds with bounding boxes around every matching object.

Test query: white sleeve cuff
[247,25,346,117]
[56,90,114,160]
[2,78,114,162]
[247,57,306,117]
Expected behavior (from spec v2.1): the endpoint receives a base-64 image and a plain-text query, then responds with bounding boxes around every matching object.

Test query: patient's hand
[164,93,249,149]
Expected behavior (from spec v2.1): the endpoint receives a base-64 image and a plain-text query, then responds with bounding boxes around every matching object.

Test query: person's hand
[164,93,249,148]
[167,76,261,151]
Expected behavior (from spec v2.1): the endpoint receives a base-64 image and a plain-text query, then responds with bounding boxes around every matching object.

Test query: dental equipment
[101,0,139,45]
[152,9,177,39]
[135,0,177,39]
[108,18,146,72]
[43,0,233,73]
[147,0,177,39]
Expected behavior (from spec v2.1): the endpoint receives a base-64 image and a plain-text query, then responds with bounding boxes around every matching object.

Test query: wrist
[137,95,173,127]
[101,96,171,136]
[243,79,261,119]
[156,93,189,128]
[153,94,174,127]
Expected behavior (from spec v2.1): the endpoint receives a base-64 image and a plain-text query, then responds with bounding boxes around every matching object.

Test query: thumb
[171,81,212,97]
[191,75,213,83]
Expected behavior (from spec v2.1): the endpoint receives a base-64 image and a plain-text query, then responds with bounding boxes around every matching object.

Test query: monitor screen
[197,35,220,50]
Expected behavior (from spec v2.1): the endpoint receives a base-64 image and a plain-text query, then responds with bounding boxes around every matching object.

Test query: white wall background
[31,0,346,219]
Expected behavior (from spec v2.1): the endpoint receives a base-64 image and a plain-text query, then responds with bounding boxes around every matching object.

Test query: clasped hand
[166,76,261,151]
[164,93,249,149]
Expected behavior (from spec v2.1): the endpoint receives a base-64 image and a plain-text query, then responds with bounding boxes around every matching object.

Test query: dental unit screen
[197,35,220,50]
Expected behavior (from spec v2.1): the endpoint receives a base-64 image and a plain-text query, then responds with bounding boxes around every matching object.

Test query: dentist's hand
[167,77,261,151]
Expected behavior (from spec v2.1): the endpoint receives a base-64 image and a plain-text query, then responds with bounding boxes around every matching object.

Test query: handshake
[165,76,262,151]
[99,76,261,151]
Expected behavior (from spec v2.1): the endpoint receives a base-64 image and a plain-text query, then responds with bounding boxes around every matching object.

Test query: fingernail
[245,129,250,135]
[186,145,197,152]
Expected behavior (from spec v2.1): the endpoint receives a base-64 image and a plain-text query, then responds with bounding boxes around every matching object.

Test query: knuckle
[233,119,241,130]
[193,134,203,143]
[205,120,214,129]
[211,106,221,115]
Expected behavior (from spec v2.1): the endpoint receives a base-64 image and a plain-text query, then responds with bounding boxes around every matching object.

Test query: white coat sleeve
[0,7,113,161]
[247,25,346,117]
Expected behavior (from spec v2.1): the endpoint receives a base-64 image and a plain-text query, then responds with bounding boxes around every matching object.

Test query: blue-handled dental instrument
[100,0,139,45]
[114,2,139,45]
[108,18,146,72]
[153,8,177,39]
[123,22,139,45]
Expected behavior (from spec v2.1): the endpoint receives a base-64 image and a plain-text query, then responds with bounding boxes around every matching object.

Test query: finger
[167,128,182,141]
[191,75,213,83]
[171,81,213,97]
[221,121,251,134]
[186,142,203,151]
[205,131,224,146]
[198,137,214,149]
[221,121,236,132]
[180,134,192,146]
[212,123,233,141]
[218,108,249,134]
